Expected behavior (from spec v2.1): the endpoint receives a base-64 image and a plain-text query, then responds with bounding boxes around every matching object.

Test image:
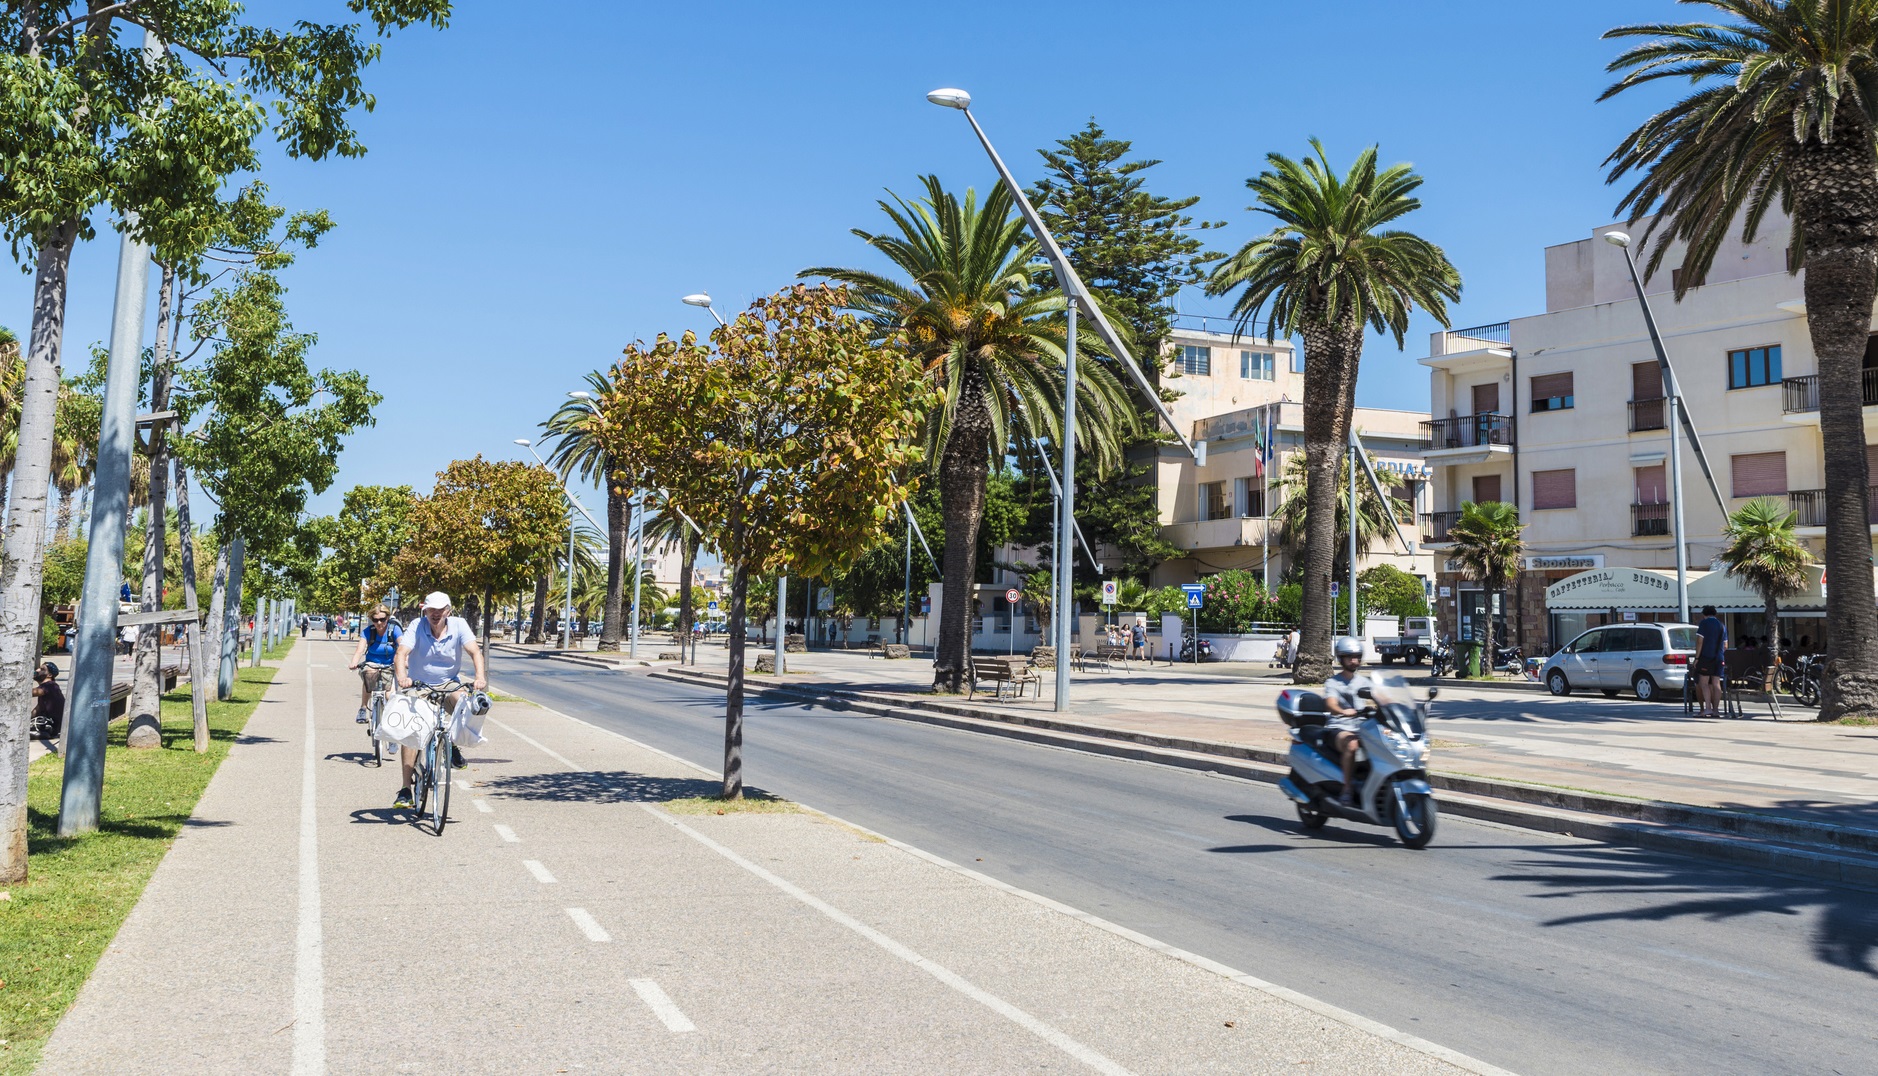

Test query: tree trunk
[599,481,626,651]
[1790,113,1878,719]
[205,542,229,691]
[53,486,72,538]
[526,573,548,643]
[480,585,493,651]
[0,219,77,884]
[677,528,697,662]
[723,556,749,800]
[127,266,176,748]
[1293,316,1365,684]
[1764,591,1782,691]
[932,374,994,692]
[1480,587,1496,681]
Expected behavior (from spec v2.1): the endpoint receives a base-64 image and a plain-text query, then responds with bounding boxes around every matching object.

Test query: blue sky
[6,0,1692,514]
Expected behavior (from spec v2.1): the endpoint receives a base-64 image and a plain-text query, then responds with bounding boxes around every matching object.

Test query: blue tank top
[363,623,400,664]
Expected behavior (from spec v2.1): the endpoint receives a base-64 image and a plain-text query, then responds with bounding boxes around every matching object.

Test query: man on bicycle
[391,591,487,808]
[346,604,401,725]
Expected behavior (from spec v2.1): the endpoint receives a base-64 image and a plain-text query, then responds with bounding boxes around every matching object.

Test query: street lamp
[927,87,1205,712]
[1601,231,1728,624]
[683,292,729,327]
[516,434,596,650]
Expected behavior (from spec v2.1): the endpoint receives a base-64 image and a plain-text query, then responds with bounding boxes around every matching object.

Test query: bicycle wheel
[368,695,384,767]
[413,740,431,817]
[430,730,451,834]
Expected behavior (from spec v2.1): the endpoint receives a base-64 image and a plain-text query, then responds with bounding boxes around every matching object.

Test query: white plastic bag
[448,695,487,748]
[377,693,434,750]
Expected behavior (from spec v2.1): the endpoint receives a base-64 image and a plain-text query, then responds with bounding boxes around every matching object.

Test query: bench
[968,656,1040,701]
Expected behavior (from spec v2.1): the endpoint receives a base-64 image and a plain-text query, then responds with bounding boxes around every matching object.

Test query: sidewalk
[607,642,1878,836]
[37,637,1488,1075]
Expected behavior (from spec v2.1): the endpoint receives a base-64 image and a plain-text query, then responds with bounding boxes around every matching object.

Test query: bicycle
[405,684,455,835]
[363,668,393,767]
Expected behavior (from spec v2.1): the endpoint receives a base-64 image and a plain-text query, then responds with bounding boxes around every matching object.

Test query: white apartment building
[1420,216,1847,656]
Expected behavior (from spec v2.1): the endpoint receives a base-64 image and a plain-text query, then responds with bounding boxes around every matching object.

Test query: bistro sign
[1545,566,1678,610]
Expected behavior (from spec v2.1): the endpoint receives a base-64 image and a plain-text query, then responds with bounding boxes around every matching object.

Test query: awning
[1545,567,1685,610]
[1687,564,1827,614]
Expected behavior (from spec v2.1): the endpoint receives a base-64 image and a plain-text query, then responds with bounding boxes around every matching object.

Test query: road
[490,652,1878,1076]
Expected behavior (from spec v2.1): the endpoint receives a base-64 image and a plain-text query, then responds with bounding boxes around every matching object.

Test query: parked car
[1540,623,1700,701]
[1375,616,1435,664]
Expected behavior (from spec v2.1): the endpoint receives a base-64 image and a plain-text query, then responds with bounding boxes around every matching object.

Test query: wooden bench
[967,656,1039,701]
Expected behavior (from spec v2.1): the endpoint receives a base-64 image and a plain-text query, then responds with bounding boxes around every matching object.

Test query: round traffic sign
[1005,588,1021,604]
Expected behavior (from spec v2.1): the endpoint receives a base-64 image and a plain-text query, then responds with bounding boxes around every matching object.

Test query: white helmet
[1333,636,1364,658]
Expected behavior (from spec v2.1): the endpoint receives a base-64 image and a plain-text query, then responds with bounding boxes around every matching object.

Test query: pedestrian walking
[1130,619,1146,662]
[299,614,308,638]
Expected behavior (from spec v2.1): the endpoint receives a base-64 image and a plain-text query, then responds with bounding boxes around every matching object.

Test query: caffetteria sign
[1545,567,1676,609]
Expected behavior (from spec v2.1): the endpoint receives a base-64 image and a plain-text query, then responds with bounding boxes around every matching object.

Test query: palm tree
[1445,501,1524,677]
[1206,142,1459,683]
[1720,497,1812,684]
[543,371,630,651]
[1269,446,1408,583]
[640,503,705,650]
[804,176,1139,691]
[49,382,99,537]
[1601,1,1878,717]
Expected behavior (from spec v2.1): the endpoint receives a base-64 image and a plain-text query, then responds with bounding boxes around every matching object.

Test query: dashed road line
[566,907,610,942]
[523,859,557,884]
[629,979,696,1033]
[493,824,520,843]
[455,778,473,792]
[472,798,493,813]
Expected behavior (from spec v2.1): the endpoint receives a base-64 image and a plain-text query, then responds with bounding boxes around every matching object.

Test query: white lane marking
[472,798,492,813]
[642,806,1132,1075]
[523,859,557,884]
[294,645,325,1074]
[308,663,330,668]
[483,716,581,770]
[496,687,1515,1076]
[566,907,610,942]
[628,978,696,1033]
[493,824,520,843]
[454,778,473,792]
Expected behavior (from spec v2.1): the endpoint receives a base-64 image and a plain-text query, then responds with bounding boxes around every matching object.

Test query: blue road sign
[1181,583,1205,609]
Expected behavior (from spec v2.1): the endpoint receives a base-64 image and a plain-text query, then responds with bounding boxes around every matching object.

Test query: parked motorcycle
[1494,642,1523,674]
[1178,635,1215,663]
[1429,636,1453,678]
[1788,652,1826,707]
[1275,674,1439,848]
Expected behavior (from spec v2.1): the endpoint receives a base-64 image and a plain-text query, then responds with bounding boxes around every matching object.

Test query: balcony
[1419,321,1513,376]
[1787,487,1878,530]
[1628,397,1666,432]
[1162,515,1277,553]
[1782,369,1878,424]
[1420,413,1515,466]
[1424,510,1462,545]
[1632,502,1670,537]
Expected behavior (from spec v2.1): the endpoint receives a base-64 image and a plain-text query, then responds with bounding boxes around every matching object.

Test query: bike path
[37,637,1477,1075]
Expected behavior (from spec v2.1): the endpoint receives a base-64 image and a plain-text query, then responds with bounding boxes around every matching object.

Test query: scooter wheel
[1392,790,1437,849]
[1297,803,1328,831]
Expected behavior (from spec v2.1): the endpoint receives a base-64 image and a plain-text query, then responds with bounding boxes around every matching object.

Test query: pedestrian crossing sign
[1181,584,1205,609]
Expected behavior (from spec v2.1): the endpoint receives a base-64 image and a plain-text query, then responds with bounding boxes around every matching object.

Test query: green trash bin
[1458,640,1483,678]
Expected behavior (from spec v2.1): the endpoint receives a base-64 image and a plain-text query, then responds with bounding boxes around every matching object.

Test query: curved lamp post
[517,422,600,649]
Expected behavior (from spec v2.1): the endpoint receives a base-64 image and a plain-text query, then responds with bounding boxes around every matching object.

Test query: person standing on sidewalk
[1695,605,1727,718]
[391,592,486,808]
[1130,619,1146,663]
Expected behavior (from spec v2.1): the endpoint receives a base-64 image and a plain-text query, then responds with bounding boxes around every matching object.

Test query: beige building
[1420,215,1852,656]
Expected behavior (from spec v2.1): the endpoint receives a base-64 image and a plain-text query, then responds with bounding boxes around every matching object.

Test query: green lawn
[0,639,292,1075]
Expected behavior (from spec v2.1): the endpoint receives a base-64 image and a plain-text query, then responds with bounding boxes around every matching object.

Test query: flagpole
[1261,403,1271,598]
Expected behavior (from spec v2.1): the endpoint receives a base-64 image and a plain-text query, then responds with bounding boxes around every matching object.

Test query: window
[1472,382,1500,414]
[1200,481,1229,521]
[1472,474,1502,503]
[1178,345,1211,376]
[1530,372,1574,412]
[1731,451,1788,497]
[1291,349,1305,373]
[1635,464,1666,504]
[1236,477,1266,518]
[1568,629,1606,654]
[1727,345,1782,389]
[1240,350,1275,381]
[1532,468,1576,509]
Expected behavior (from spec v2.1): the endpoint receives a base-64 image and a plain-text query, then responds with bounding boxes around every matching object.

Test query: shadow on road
[482,769,753,803]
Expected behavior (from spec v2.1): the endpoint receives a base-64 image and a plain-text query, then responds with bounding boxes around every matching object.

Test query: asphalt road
[490,653,1878,1076]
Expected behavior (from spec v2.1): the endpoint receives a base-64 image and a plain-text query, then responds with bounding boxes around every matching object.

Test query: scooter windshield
[1366,671,1427,738]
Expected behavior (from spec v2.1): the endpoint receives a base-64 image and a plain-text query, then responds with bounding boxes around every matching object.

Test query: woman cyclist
[346,604,402,725]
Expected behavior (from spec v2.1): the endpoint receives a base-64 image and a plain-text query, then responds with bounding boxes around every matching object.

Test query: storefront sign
[1525,554,1604,571]
[1545,567,1677,609]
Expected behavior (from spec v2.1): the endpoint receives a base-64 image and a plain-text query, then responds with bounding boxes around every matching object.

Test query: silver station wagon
[1540,623,1701,701]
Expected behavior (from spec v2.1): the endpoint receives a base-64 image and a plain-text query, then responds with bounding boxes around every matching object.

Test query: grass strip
[662,793,798,815]
[0,639,292,1075]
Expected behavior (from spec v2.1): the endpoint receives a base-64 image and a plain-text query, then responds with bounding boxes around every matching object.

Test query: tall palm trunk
[0,220,78,883]
[1791,110,1878,718]
[933,375,994,693]
[599,481,626,651]
[1293,316,1365,684]
[526,573,548,643]
[677,529,698,661]
[127,266,176,747]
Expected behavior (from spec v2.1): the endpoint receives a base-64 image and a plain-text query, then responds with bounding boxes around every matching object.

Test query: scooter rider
[1321,636,1372,806]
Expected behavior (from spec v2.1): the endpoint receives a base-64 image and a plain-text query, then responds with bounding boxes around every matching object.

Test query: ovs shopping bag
[448,695,488,749]
[377,693,433,750]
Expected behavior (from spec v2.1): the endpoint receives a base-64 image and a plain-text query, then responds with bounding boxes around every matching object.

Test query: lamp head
[568,390,592,400]
[513,438,531,447]
[1602,231,1632,248]
[925,87,971,110]
[681,293,713,308]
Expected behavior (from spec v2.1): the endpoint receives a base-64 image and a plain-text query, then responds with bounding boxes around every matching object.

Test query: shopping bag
[377,693,434,750]
[448,695,487,748]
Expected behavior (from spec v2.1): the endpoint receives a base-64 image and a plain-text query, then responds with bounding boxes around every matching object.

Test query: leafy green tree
[307,485,417,614]
[1207,142,1459,683]
[1601,2,1878,717]
[1359,564,1430,620]
[1268,447,1408,583]
[1719,497,1813,681]
[599,285,934,798]
[805,178,1138,691]
[1446,501,1524,677]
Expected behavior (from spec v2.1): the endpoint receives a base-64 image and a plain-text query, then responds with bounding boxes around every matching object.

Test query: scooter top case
[1277,689,1328,729]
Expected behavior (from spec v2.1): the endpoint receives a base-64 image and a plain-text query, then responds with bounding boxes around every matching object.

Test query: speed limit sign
[1005,588,1021,604]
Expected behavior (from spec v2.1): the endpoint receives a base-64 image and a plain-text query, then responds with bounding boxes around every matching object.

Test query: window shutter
[1531,372,1573,402]
[1471,382,1500,414]
[1866,443,1878,479]
[1731,452,1787,497]
[1531,469,1575,509]
[1472,474,1502,503]
[1631,362,1662,400]
[1635,464,1666,504]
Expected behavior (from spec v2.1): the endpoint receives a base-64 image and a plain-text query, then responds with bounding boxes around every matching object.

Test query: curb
[647,666,1878,888]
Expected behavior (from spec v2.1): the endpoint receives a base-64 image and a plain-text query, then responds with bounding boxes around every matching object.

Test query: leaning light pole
[927,87,1204,712]
[516,435,603,649]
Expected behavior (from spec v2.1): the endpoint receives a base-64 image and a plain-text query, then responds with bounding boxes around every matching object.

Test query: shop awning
[1545,567,1685,610]
[1687,564,1827,614]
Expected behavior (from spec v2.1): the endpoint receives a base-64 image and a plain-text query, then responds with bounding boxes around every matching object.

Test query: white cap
[421,591,451,611]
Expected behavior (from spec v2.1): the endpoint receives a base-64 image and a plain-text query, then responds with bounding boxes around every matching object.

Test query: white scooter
[1274,672,1438,848]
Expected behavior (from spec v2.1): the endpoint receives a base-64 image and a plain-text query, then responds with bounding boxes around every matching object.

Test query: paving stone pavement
[37,638,1493,1075]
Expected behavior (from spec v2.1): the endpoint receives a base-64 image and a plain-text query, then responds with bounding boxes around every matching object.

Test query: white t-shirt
[401,615,476,684]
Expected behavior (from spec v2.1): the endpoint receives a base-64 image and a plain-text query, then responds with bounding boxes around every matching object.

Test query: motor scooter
[1274,673,1439,848]
[1429,636,1453,678]
[1178,635,1215,662]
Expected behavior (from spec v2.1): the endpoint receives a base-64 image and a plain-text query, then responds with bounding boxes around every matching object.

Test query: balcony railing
[1628,397,1666,432]
[1632,502,1671,536]
[1442,322,1511,351]
[1787,488,1878,526]
[1783,368,1878,413]
[1420,413,1515,451]
[1424,510,1462,544]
